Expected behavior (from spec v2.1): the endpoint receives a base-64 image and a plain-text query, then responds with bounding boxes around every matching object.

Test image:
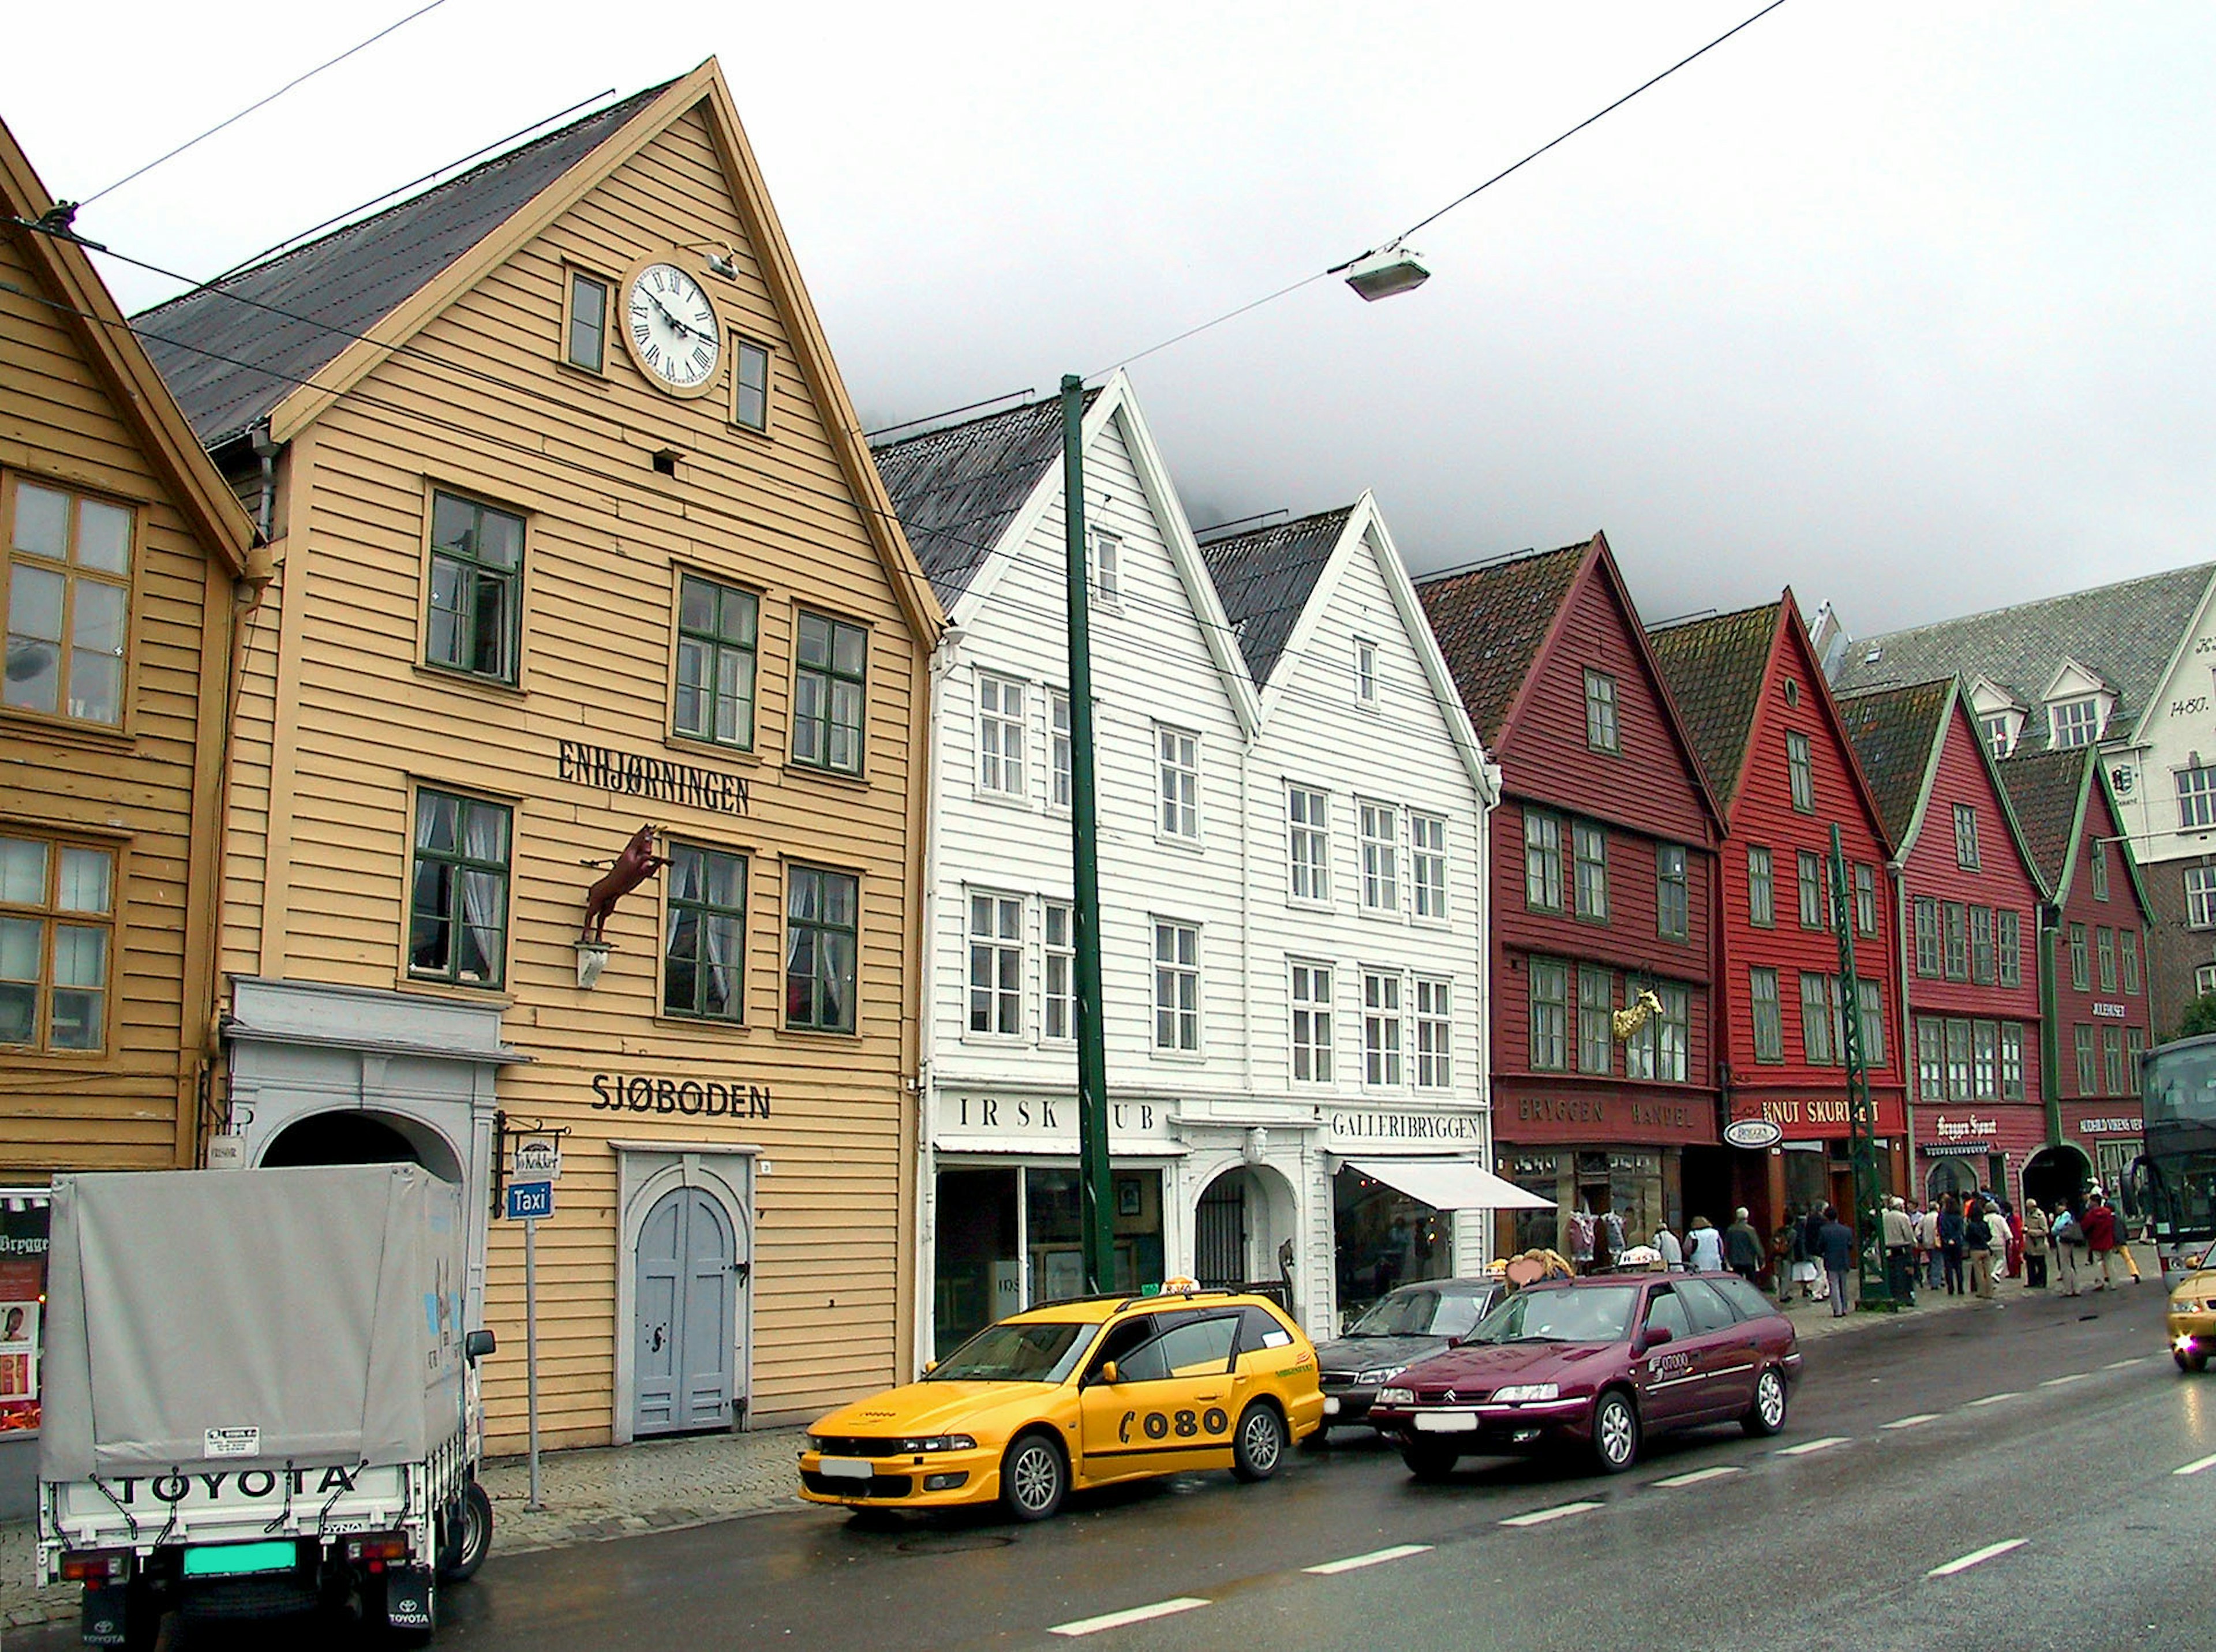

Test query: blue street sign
[506,1180,554,1222]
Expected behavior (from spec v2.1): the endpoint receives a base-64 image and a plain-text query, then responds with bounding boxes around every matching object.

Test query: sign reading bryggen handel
[560,740,747,815]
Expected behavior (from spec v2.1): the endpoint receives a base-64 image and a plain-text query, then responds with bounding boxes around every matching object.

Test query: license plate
[180,1540,298,1578]
[818,1456,874,1481]
[1413,1411,1478,1433]
[1323,1396,1341,1415]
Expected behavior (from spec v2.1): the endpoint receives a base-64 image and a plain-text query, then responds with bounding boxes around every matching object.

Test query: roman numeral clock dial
[623,262,721,394]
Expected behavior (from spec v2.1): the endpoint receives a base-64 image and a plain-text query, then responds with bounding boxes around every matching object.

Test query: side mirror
[1444,1336,1463,1350]
[922,1360,937,1376]
[1640,1324,1673,1348]
[464,1329,496,1363]
[1098,1359,1121,1387]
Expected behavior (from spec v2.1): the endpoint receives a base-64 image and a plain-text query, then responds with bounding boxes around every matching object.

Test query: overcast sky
[8,2,2212,637]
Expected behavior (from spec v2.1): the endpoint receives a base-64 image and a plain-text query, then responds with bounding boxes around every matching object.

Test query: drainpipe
[251,425,280,542]
[1891,857,1914,1201]
[915,624,960,1372]
[2039,900,2064,1148]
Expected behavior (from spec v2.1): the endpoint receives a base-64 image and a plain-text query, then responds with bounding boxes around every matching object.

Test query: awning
[1345,1158,1555,1211]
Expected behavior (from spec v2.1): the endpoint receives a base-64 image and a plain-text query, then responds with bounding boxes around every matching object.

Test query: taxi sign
[505,1180,554,1222]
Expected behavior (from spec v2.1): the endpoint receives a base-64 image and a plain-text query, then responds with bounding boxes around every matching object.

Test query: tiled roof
[1200,507,1353,686]
[1997,747,2088,889]
[870,389,1101,608]
[134,86,672,448]
[1414,542,1588,747]
[1836,678,1954,848]
[1828,563,2215,752]
[1645,602,1781,807]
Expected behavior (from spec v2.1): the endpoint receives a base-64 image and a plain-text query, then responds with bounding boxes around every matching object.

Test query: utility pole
[1062,375,1114,1294]
[1830,824,1895,1310]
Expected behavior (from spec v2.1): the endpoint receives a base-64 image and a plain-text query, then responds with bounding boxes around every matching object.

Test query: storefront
[1915,1106,2047,1208]
[1492,1085,1717,1264]
[1730,1093,1908,1234]
[2065,1107,2147,1220]
[0,1188,51,1518]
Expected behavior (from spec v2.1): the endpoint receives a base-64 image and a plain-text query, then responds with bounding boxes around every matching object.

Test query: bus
[2138,1033,2216,1285]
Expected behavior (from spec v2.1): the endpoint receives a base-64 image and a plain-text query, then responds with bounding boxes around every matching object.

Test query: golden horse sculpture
[1611,988,1664,1042]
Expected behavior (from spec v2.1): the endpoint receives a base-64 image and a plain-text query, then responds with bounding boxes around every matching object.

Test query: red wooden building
[1999,748,2157,1207]
[1649,597,1907,1233]
[1839,679,2046,1208]
[1419,534,1726,1262]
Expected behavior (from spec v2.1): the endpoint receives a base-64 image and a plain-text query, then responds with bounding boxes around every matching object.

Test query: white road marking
[2106,1357,2148,1370]
[1966,1392,2020,1407]
[1304,1544,1433,1575]
[1050,1598,1211,1637]
[2039,1373,2089,1388]
[1652,1465,1745,1488]
[1499,1500,1602,1527]
[1882,1414,1941,1429]
[2172,1452,2216,1477]
[1775,1436,1850,1456]
[1927,1538,2028,1578]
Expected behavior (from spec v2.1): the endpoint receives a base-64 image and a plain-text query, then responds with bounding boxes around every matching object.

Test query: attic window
[652,448,681,478]
[1862,646,1882,665]
[2050,696,2102,749]
[1783,679,1800,707]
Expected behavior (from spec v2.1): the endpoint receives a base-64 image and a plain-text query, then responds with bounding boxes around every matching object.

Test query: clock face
[624,263,720,392]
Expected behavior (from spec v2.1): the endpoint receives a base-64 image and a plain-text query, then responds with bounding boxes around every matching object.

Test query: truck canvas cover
[40,1165,466,1482]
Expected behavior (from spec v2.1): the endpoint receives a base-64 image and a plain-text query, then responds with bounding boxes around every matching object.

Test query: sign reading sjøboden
[504,1181,554,1222]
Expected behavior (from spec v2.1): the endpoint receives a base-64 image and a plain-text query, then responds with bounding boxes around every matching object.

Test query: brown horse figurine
[581,824,667,942]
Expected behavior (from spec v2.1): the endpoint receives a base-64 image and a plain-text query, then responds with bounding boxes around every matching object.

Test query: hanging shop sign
[559,740,748,815]
[1723,1118,1784,1150]
[590,1073,772,1118]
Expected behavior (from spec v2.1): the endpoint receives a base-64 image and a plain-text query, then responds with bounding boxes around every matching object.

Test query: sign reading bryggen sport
[559,739,748,815]
[590,1073,772,1118]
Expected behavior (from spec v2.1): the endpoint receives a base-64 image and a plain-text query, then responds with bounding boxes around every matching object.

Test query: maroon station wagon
[1368,1273,1801,1478]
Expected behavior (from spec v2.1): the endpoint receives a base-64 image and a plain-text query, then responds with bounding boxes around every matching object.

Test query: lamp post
[1829,825,1894,1310]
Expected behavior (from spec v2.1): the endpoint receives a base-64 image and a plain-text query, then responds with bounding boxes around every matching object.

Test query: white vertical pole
[525,1215,542,1511]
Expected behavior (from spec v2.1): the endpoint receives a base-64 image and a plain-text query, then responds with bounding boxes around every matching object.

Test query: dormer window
[1981,711,2023,760]
[2050,697,2102,749]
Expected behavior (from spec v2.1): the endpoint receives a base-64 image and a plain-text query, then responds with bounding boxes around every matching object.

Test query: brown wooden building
[134,63,939,1448]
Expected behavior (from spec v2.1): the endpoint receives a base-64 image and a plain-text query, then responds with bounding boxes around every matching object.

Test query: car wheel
[2178,1349,2209,1374]
[436,1479,493,1582]
[1590,1391,1639,1474]
[1742,1368,1789,1437]
[1302,1422,1332,1450]
[1400,1443,1459,1482]
[1231,1403,1286,1482]
[1000,1430,1067,1522]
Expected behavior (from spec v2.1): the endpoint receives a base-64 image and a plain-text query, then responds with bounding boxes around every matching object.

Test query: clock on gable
[622,260,721,395]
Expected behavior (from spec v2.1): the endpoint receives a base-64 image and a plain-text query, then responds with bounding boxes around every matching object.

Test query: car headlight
[1493,1384,1560,1404]
[897,1434,977,1453]
[1376,1386,1417,1406]
[1355,1365,1406,1386]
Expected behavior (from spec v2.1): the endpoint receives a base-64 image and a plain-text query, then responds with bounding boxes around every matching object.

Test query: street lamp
[1341,244,1431,302]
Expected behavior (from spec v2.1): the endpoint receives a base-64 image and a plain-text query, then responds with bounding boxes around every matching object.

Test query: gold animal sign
[1611,990,1664,1042]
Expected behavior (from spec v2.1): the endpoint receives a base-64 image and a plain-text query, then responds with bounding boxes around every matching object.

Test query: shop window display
[0,1192,48,1433]
[1332,1166,1453,1321]
[931,1164,1163,1359]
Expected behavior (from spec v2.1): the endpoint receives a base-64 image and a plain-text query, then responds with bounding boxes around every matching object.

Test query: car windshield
[927,1319,1094,1384]
[1470,1286,1637,1346]
[1347,1288,1490,1340]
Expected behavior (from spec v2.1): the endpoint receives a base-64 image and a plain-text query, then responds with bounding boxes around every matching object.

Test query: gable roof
[1414,542,1586,748]
[0,117,254,574]
[1836,678,1955,848]
[1645,601,1782,808]
[1199,507,1353,686]
[134,85,672,451]
[1997,747,2087,893]
[870,388,1101,608]
[1828,563,2215,755]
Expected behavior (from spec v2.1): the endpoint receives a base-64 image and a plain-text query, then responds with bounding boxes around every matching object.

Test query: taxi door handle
[1195,1392,1223,1401]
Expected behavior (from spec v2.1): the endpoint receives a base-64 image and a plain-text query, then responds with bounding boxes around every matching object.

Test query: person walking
[1654,1220,1684,1272]
[1686,1214,1726,1272]
[1963,1197,1995,1300]
[2054,1198,2087,1295]
[2081,1193,2124,1289]
[1938,1195,1966,1295]
[2021,1199,2051,1290]
[1881,1196,1918,1305]
[1816,1204,1856,1317]
[1771,1214,1800,1306]
[1725,1207,1765,1286]
[1915,1199,1942,1290]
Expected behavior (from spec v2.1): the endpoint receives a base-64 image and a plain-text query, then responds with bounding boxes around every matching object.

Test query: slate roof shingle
[1199,507,1353,686]
[1997,747,2089,890]
[134,84,673,448]
[1414,542,1589,748]
[1645,602,1781,808]
[1836,678,1954,848]
[1828,564,2215,753]
[870,389,1102,608]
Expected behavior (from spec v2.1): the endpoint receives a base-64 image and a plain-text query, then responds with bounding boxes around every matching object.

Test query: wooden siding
[2050,778,2153,1104]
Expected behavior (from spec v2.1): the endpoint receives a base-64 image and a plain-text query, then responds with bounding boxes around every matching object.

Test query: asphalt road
[21,1284,2202,1651]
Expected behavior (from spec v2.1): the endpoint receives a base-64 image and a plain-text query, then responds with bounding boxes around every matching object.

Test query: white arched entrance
[1192,1161,1299,1299]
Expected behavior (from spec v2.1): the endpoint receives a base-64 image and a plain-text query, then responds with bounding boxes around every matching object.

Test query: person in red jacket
[2079,1194,2124,1290]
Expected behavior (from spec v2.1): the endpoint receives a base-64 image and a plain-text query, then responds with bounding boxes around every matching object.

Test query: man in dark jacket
[1724,1207,1765,1286]
[1817,1205,1856,1317]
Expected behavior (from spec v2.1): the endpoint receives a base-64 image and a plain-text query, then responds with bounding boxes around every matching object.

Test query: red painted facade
[2049,771,2155,1193]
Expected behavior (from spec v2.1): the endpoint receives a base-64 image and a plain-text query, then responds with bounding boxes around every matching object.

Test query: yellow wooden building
[135,62,939,1447]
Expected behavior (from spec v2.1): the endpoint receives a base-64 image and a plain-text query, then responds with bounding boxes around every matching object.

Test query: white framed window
[1657,845,1689,942]
[1747,846,1775,927]
[1981,713,2017,760]
[1655,983,1690,1082]
[1526,811,1564,912]
[2198,964,2216,999]
[1953,804,1979,870]
[1354,638,1379,707]
[1585,669,1620,752]
[1288,786,1331,904]
[1916,1016,1943,1099]
[1578,967,1614,1075]
[2001,1022,2024,1099]
[1998,909,2021,987]
[976,674,1027,798]
[967,892,1024,1036]
[1152,919,1200,1051]
[1089,529,1121,604]
[1787,731,1815,812]
[1049,690,1072,811]
[1360,802,1400,912]
[1410,812,1448,920]
[2090,840,2110,901]
[1573,821,1608,921]
[1043,901,1073,1041]
[2050,696,2101,748]
[1414,978,1451,1088]
[2189,866,2216,930]
[1362,971,1403,1087]
[1158,726,1200,840]
[2181,766,2216,830]
[1290,961,1333,1082]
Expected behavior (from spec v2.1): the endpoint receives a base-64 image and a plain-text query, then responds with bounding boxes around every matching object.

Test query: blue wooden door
[634,1188,737,1435]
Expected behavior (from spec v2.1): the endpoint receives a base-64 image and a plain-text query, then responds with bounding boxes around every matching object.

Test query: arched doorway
[1925,1157,1978,1207]
[632,1184,741,1437]
[2023,1144,2094,1212]
[1193,1164,1297,1301]
[261,1109,464,1183]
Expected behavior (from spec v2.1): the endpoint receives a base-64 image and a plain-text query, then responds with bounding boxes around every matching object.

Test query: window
[1414,979,1452,1088]
[2074,1025,2097,1094]
[967,893,1024,1036]
[1526,812,1564,912]
[1363,972,1403,1086]
[1914,897,1941,977]
[1585,669,1619,752]
[1946,1020,1973,1101]
[1043,902,1074,1040]
[1854,863,1876,935]
[1799,973,1835,1065]
[2097,926,2117,993]
[673,573,758,748]
[1288,786,1331,903]
[2189,866,2216,930]
[2200,964,2216,999]
[1798,851,1825,930]
[2050,697,2101,748]
[1857,977,1886,1067]
[1152,921,1199,1051]
[1969,905,1994,985]
[2090,841,2110,902]
[1981,713,2016,760]
[1787,731,1815,812]
[1354,638,1379,706]
[1411,814,1448,920]
[1090,530,1121,604]
[408,789,510,988]
[1578,968,1614,1075]
[1654,983,1690,1082]
[1361,803,1400,911]
[2122,930,2141,995]
[1657,845,1689,942]
[1290,962,1332,1081]
[1529,959,1569,1070]
[1998,909,2021,987]
[1953,804,1981,870]
[2001,1023,2025,1099]
[2102,1026,2125,1096]
[1750,969,1784,1064]
[425,490,523,685]
[1747,846,1775,927]
[662,844,745,1022]
[1916,1017,1943,1101]
[1573,821,1608,921]
[1973,1021,1998,1100]
[793,612,866,774]
[0,836,114,1051]
[2128,1027,2146,1092]
[731,338,770,432]
[1943,903,1968,982]
[785,866,859,1031]
[976,675,1027,798]
[2068,922,2089,990]
[1049,691,1072,810]
[1159,728,1200,840]
[2180,766,2216,830]
[565,270,609,371]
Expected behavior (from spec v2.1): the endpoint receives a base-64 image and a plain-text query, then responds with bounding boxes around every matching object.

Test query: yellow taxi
[2169,1256,2216,1371]
[799,1286,1325,1521]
